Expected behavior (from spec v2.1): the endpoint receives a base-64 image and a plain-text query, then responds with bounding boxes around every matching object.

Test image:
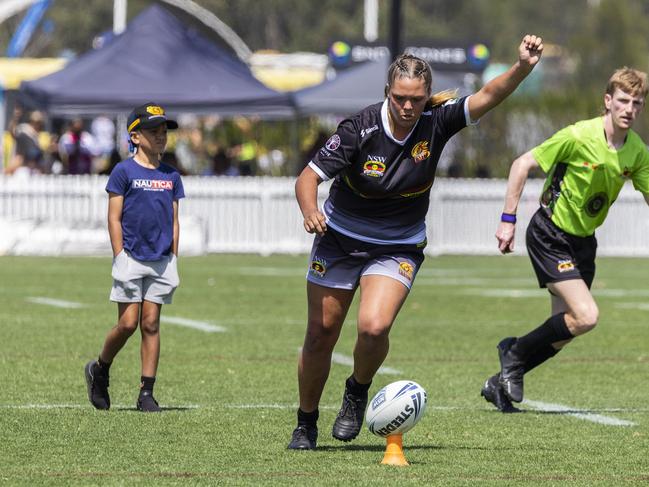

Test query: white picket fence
[0,174,648,256]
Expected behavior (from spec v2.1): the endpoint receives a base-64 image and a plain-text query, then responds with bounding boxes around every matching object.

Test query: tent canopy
[19,5,293,117]
[293,57,476,116]
[0,58,66,90]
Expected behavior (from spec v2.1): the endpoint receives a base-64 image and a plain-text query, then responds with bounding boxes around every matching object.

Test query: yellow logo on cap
[146,105,164,116]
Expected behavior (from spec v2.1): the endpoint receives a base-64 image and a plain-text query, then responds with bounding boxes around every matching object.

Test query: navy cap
[127,102,178,133]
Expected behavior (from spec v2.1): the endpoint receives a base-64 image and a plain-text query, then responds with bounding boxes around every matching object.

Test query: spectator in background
[98,148,123,176]
[174,115,208,174]
[58,118,97,174]
[204,144,239,176]
[298,129,329,176]
[7,110,48,174]
[91,115,116,172]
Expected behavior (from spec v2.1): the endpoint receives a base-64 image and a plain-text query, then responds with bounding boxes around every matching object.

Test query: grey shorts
[110,250,180,304]
[306,229,426,290]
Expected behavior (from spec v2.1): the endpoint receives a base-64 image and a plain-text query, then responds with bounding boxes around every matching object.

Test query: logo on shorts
[398,261,414,281]
[557,259,575,273]
[411,141,430,163]
[309,257,328,278]
[363,158,386,177]
[325,134,341,151]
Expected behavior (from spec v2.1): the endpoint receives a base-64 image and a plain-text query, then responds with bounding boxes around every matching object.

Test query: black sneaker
[497,337,525,403]
[287,425,318,450]
[136,390,161,412]
[84,360,110,410]
[481,374,521,413]
[332,388,367,442]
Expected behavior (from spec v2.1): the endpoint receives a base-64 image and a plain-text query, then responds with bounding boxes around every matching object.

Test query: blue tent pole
[6,0,52,58]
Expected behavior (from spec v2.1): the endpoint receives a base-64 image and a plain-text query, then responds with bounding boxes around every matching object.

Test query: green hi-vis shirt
[532,117,649,237]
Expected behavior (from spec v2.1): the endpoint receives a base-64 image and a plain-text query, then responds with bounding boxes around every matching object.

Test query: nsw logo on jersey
[363,156,386,177]
[411,141,430,163]
[132,179,173,191]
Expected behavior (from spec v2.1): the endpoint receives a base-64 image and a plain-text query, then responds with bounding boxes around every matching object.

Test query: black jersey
[310,97,470,243]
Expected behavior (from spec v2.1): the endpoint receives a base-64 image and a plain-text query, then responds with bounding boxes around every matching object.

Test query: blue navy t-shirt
[106,158,185,261]
[309,97,472,244]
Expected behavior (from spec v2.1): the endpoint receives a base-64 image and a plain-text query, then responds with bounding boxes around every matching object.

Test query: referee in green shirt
[481,67,649,412]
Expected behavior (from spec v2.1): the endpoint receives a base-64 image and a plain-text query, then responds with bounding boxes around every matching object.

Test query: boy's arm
[107,192,124,257]
[172,200,179,256]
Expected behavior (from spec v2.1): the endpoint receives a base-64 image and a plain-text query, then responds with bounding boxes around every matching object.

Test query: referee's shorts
[525,208,597,289]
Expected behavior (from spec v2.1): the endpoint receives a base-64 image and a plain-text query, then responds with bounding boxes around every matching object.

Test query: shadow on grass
[316,443,443,452]
[112,406,197,412]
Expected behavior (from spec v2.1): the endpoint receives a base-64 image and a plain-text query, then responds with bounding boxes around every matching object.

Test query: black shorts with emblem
[525,208,597,289]
[306,228,426,290]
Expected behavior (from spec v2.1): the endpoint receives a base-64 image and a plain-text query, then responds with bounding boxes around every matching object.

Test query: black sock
[97,357,111,374]
[140,376,156,393]
[297,408,319,427]
[523,343,561,373]
[511,313,573,359]
[346,375,371,397]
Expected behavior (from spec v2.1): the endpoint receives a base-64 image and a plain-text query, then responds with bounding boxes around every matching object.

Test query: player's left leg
[500,279,596,403]
[521,292,575,372]
[137,300,163,412]
[332,274,410,442]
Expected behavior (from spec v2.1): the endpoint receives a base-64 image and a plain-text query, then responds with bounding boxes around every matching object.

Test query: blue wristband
[501,212,517,223]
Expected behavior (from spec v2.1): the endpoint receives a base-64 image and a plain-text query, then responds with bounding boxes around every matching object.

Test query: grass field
[1,254,648,486]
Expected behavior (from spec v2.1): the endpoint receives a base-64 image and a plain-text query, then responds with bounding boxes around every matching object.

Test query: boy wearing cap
[84,103,184,412]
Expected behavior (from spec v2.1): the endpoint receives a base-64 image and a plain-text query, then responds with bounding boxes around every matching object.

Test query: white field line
[416,277,533,287]
[465,288,649,299]
[2,402,647,417]
[464,289,546,298]
[523,399,636,426]
[616,302,649,311]
[161,316,226,333]
[234,267,305,277]
[25,297,86,308]
[0,403,461,411]
[331,352,402,375]
[296,348,401,376]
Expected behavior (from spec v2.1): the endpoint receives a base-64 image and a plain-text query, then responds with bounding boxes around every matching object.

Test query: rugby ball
[366,380,427,437]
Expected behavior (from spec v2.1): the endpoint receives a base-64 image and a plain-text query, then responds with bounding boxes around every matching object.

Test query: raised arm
[469,35,543,121]
[295,165,327,236]
[495,151,540,254]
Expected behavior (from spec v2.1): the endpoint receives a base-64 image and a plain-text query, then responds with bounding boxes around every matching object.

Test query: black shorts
[525,209,597,289]
[306,228,426,290]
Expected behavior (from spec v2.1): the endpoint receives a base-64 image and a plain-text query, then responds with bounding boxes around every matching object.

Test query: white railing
[0,175,647,256]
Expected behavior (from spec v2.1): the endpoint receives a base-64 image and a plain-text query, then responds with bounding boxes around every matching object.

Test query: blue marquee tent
[293,57,475,116]
[19,5,293,117]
